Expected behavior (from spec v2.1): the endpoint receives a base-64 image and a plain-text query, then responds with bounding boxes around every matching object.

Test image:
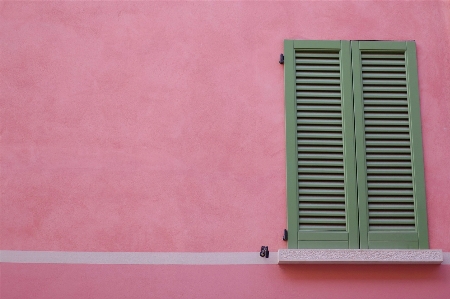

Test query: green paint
[285,40,429,249]
[406,41,429,249]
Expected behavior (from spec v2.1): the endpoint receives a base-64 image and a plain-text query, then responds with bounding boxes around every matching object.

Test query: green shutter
[352,41,429,249]
[285,40,359,249]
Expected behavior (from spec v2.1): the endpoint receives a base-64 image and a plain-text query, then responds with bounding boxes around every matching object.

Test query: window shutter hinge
[279,54,284,64]
[283,229,288,241]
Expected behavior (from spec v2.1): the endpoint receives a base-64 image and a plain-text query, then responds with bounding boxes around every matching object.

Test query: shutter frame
[285,40,428,250]
[285,40,359,249]
[406,41,429,249]
[285,40,300,249]
[352,41,429,249]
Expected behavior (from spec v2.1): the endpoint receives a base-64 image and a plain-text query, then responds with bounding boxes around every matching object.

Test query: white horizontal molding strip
[278,249,445,264]
[0,251,278,265]
[1,250,449,265]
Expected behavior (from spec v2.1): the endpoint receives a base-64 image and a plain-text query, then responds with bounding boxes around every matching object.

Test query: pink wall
[1,0,450,297]
[2,0,449,253]
[3,263,450,299]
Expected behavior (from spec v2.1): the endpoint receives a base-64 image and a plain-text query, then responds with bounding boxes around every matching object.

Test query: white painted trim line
[0,251,278,265]
[444,252,450,264]
[1,250,448,265]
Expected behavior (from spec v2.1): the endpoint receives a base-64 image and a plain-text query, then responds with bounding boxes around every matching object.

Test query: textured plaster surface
[2,263,450,299]
[1,0,450,253]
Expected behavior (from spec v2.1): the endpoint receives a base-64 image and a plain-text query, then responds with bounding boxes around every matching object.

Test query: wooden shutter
[352,41,429,249]
[285,40,359,249]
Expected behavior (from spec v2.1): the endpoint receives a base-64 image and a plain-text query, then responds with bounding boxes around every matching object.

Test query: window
[285,40,429,249]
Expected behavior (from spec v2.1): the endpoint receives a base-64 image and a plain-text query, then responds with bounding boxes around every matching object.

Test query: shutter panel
[352,41,429,249]
[285,40,359,249]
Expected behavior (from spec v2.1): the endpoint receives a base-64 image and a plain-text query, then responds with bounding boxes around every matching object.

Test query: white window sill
[278,249,443,264]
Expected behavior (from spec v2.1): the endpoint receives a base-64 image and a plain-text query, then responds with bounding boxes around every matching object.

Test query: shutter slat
[298,225,346,231]
[296,72,341,78]
[363,93,408,99]
[298,112,342,118]
[362,73,406,79]
[297,133,343,139]
[296,65,340,71]
[367,175,412,181]
[299,189,345,195]
[296,52,340,58]
[365,126,410,132]
[297,119,343,126]
[363,79,408,86]
[369,211,415,218]
[297,105,342,112]
[299,218,347,224]
[365,148,412,154]
[297,126,343,132]
[299,181,345,188]
[298,196,345,202]
[296,92,341,98]
[299,203,346,209]
[367,183,414,189]
[365,133,410,139]
[298,140,343,146]
[295,58,340,65]
[365,120,409,126]
[298,174,344,181]
[298,167,344,173]
[368,190,414,196]
[297,85,341,91]
[366,154,411,160]
[364,107,408,113]
[369,219,415,225]
[367,168,412,174]
[363,86,407,92]
[361,53,405,59]
[368,226,415,231]
[364,100,408,106]
[368,204,414,210]
[298,146,344,153]
[365,140,411,146]
[298,160,344,167]
[362,59,406,66]
[361,66,406,72]
[296,99,341,104]
[298,153,343,159]
[296,79,341,85]
[369,197,414,203]
[299,210,346,217]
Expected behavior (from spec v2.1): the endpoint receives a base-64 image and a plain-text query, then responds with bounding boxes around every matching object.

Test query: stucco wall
[2,263,450,299]
[1,1,450,298]
[2,0,449,252]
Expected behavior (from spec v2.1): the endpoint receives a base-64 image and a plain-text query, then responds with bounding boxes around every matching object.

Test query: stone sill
[278,249,443,264]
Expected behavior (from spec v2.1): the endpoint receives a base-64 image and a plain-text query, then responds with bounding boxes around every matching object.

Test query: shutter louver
[362,51,416,234]
[352,41,429,249]
[285,40,428,250]
[296,49,347,238]
[285,41,358,249]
